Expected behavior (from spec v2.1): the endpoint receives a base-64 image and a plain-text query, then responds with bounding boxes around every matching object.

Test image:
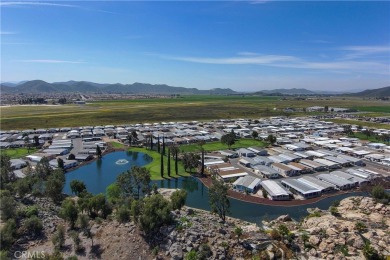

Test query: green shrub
[23,215,43,237]
[0,219,17,250]
[170,189,187,210]
[116,206,130,223]
[24,205,39,218]
[185,250,198,260]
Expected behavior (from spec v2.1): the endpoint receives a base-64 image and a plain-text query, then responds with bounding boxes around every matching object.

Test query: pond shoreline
[197,175,378,207]
[64,145,127,173]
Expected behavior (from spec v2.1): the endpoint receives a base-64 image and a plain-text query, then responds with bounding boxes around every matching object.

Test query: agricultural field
[1,95,389,130]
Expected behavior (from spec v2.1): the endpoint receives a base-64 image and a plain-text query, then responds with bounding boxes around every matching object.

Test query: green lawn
[351,132,389,144]
[179,139,267,153]
[127,147,190,180]
[352,106,390,113]
[109,142,126,148]
[1,147,38,159]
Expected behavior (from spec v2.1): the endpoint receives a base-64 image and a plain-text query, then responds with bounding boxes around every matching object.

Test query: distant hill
[0,80,237,95]
[260,88,316,95]
[349,86,390,97]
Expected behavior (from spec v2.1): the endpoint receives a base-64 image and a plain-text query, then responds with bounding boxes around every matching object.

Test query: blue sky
[1,1,389,92]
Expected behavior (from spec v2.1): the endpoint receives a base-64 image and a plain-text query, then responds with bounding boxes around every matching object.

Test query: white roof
[262,180,289,196]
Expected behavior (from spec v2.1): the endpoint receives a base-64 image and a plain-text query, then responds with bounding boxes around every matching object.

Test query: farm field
[1,95,389,130]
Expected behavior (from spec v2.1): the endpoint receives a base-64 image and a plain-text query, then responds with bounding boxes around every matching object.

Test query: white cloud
[15,59,86,64]
[162,54,297,65]
[0,2,78,7]
[156,51,389,75]
[0,1,116,14]
[340,45,390,60]
[249,0,270,5]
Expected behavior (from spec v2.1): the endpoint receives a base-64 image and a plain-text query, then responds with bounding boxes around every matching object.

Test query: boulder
[169,242,183,260]
[276,215,292,222]
[309,235,321,246]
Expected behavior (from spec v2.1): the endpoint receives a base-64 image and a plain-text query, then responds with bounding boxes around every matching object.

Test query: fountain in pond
[115,159,129,165]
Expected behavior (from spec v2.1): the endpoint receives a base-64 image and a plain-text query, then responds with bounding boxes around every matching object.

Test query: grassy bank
[179,139,267,153]
[1,147,38,159]
[128,147,190,180]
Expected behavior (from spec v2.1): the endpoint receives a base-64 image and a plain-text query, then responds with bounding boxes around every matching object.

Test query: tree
[35,157,52,180]
[324,105,329,112]
[266,134,277,146]
[69,230,82,252]
[15,177,32,197]
[132,166,151,199]
[24,136,31,152]
[116,206,130,223]
[116,166,151,200]
[70,180,87,196]
[0,192,16,220]
[234,226,243,243]
[167,148,171,177]
[200,149,205,175]
[170,145,179,176]
[60,199,79,229]
[160,149,164,178]
[131,199,142,224]
[162,136,166,155]
[252,131,259,139]
[96,145,102,158]
[0,154,12,188]
[343,125,353,136]
[221,133,235,149]
[157,136,160,153]
[208,177,230,222]
[150,134,154,150]
[182,153,200,173]
[46,169,65,203]
[139,194,172,235]
[57,157,64,169]
[0,219,17,250]
[106,183,121,204]
[170,189,187,210]
[33,135,40,147]
[371,185,389,200]
[23,215,43,237]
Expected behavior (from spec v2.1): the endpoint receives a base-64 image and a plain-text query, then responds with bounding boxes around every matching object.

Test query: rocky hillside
[13,194,390,260]
[263,196,390,260]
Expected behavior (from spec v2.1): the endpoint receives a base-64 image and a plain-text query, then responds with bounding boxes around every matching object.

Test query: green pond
[64,151,368,224]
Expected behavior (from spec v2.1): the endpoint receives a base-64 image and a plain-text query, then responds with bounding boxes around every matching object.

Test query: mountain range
[0,80,236,95]
[1,80,389,97]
